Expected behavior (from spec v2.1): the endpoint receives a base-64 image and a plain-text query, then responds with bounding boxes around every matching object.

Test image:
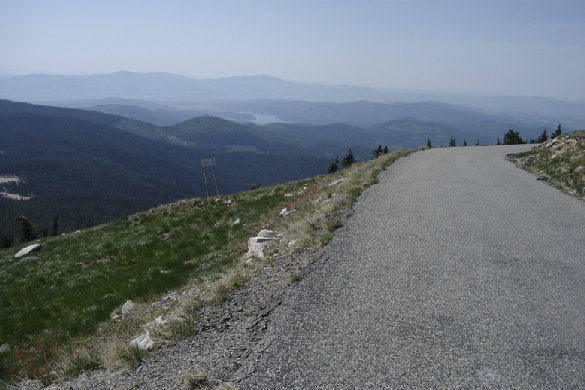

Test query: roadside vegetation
[513,130,585,199]
[0,149,412,386]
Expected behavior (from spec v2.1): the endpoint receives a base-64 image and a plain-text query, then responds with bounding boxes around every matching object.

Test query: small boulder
[14,244,41,258]
[122,300,135,315]
[257,229,275,239]
[328,179,345,186]
[278,208,293,217]
[247,230,278,259]
[130,330,153,350]
[233,218,241,225]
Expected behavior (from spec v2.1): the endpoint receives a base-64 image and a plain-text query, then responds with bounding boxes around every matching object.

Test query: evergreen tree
[383,145,389,154]
[551,123,562,139]
[463,139,468,146]
[427,138,432,148]
[372,144,383,158]
[496,136,501,145]
[476,139,480,146]
[15,216,36,243]
[327,157,339,174]
[503,129,525,145]
[0,235,11,249]
[342,149,356,168]
[449,136,456,147]
[50,216,59,236]
[535,129,548,143]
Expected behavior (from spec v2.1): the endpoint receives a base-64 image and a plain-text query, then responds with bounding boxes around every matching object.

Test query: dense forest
[0,101,329,242]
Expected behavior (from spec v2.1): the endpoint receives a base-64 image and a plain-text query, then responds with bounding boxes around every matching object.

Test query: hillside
[513,130,585,199]
[0,150,411,385]
[0,101,330,241]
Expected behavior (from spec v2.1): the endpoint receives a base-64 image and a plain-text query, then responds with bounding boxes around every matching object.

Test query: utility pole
[201,158,220,198]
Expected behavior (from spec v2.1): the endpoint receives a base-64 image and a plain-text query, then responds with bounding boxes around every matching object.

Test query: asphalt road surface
[236,145,585,389]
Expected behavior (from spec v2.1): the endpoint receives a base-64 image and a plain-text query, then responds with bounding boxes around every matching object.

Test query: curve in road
[236,145,585,389]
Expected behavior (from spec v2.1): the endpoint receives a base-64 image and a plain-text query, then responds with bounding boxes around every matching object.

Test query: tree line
[327,144,389,174]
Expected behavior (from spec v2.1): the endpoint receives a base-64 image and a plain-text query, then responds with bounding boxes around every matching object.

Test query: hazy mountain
[215,99,547,140]
[0,71,414,104]
[457,96,585,129]
[2,71,583,129]
[86,103,255,126]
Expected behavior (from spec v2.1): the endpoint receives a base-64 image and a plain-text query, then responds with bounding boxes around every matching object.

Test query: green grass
[115,345,148,369]
[63,353,102,378]
[0,179,312,382]
[326,220,343,232]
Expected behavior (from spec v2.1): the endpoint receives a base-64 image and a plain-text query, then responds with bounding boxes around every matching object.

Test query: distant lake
[243,112,286,125]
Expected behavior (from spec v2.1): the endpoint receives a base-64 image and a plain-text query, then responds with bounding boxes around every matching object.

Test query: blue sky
[1,0,584,100]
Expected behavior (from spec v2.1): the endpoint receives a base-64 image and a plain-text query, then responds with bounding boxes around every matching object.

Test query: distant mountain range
[0,71,414,104]
[1,71,584,128]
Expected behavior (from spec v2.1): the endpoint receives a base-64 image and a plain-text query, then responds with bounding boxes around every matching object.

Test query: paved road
[236,146,585,388]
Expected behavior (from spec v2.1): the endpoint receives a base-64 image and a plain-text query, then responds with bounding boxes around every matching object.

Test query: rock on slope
[515,130,585,200]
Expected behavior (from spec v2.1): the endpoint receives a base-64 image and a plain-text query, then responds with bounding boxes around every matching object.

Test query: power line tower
[201,158,220,198]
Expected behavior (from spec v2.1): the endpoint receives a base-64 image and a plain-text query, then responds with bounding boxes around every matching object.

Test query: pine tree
[15,215,36,243]
[50,216,59,236]
[535,129,548,143]
[503,129,525,145]
[496,136,501,145]
[427,138,432,148]
[372,144,383,158]
[449,136,456,147]
[327,157,339,174]
[383,145,389,154]
[476,139,480,146]
[551,123,562,139]
[0,235,11,249]
[463,139,468,146]
[342,149,356,168]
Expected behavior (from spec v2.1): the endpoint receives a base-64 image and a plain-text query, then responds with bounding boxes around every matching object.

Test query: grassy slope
[0,149,412,385]
[514,130,585,199]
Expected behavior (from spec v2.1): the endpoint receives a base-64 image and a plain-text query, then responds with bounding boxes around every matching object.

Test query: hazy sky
[1,0,584,101]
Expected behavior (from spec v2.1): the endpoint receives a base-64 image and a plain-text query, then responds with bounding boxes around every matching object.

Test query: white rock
[288,240,297,247]
[233,218,241,225]
[130,330,153,350]
[247,230,279,259]
[154,316,168,326]
[14,244,41,258]
[121,300,135,315]
[278,208,293,217]
[257,229,275,238]
[328,179,345,186]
